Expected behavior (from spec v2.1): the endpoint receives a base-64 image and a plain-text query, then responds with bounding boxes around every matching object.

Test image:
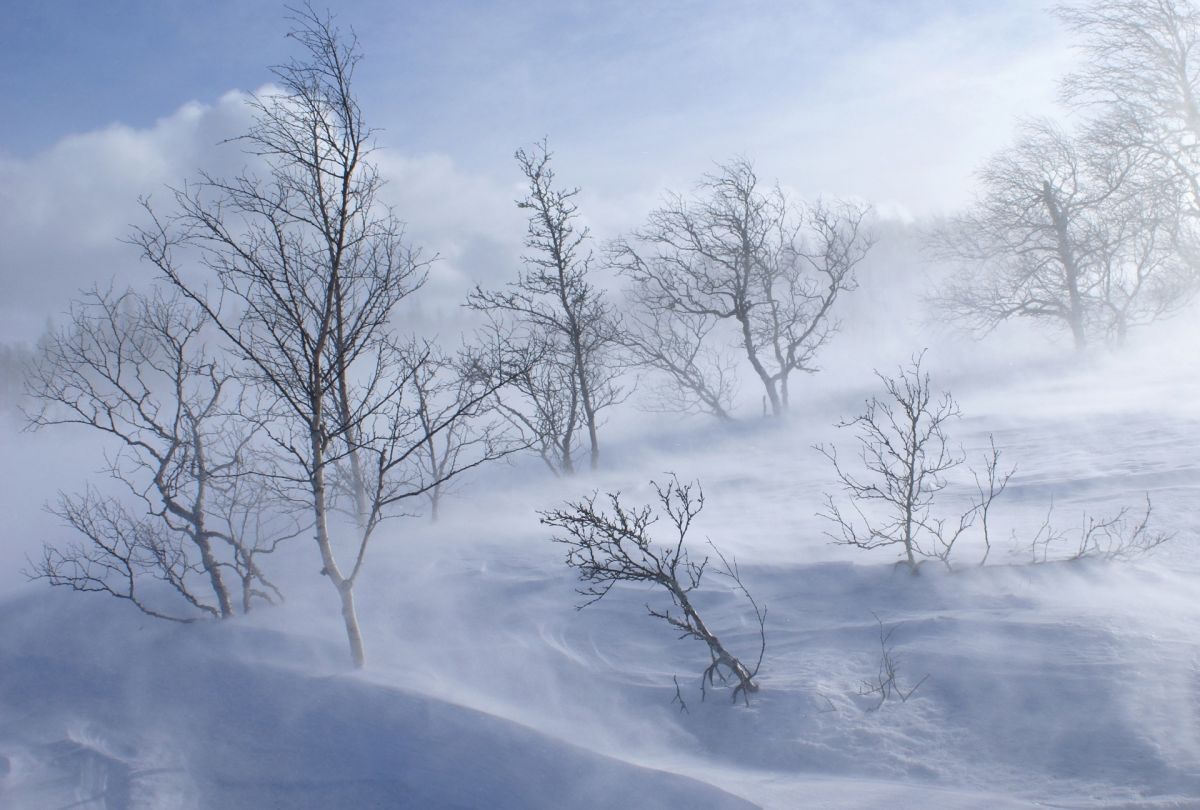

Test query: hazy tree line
[17,1,1199,673]
[932,0,1200,349]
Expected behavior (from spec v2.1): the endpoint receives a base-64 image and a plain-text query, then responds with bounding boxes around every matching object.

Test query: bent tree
[136,8,506,666]
[541,476,766,704]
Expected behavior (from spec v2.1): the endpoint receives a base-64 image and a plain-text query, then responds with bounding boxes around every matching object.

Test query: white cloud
[0,93,529,343]
[0,91,257,341]
[0,2,1079,342]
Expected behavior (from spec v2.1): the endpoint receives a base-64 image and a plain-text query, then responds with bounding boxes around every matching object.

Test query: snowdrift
[2,349,1198,808]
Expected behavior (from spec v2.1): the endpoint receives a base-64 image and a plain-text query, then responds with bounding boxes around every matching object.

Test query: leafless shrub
[1028,494,1170,564]
[540,476,766,704]
[974,436,1015,567]
[859,612,929,711]
[818,353,1012,572]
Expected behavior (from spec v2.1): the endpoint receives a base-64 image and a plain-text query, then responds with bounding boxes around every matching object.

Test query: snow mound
[0,594,755,810]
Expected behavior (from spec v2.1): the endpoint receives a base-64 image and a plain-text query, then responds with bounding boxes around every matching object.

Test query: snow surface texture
[1,343,1198,809]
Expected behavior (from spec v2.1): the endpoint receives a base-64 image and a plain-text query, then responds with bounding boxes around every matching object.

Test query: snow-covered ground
[1,339,1198,809]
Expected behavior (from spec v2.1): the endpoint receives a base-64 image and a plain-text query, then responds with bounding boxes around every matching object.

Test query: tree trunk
[195,535,234,619]
[334,282,370,525]
[577,355,600,470]
[558,265,600,470]
[310,420,366,668]
[672,583,757,695]
[560,379,579,475]
[1042,180,1088,352]
[737,310,782,416]
[337,580,366,669]
[191,434,234,618]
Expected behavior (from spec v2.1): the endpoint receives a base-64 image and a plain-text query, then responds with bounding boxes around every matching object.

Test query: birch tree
[135,8,509,666]
[26,287,290,620]
[468,141,622,474]
[1059,0,1200,216]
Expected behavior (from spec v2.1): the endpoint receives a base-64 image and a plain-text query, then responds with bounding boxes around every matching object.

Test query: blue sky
[0,1,1073,341]
[2,1,1068,180]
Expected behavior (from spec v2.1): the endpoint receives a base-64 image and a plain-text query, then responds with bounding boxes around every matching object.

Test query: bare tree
[613,159,871,417]
[464,325,581,475]
[25,287,289,620]
[468,140,622,474]
[1060,0,1200,331]
[930,117,1194,349]
[620,289,738,422]
[931,121,1100,350]
[818,353,1011,572]
[134,7,510,666]
[1059,0,1200,218]
[540,476,766,704]
[410,345,513,523]
[1087,113,1199,343]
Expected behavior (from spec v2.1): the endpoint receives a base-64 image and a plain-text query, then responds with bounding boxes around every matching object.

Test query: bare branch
[540,476,765,704]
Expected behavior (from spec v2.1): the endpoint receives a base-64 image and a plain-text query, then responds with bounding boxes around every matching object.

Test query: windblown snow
[1,343,1198,809]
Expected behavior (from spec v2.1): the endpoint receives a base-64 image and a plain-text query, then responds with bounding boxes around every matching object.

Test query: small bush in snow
[818,352,1012,572]
[1027,495,1171,564]
[859,612,928,711]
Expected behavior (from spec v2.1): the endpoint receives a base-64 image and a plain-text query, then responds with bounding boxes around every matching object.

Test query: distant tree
[468,140,622,474]
[930,118,1195,349]
[464,327,579,475]
[818,353,1011,572]
[134,8,511,665]
[1058,0,1200,219]
[541,476,766,704]
[620,304,738,422]
[409,345,513,523]
[0,342,33,414]
[25,287,292,620]
[613,159,871,417]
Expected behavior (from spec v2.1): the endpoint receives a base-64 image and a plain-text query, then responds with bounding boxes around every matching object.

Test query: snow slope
[1,345,1198,809]
[0,596,763,809]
